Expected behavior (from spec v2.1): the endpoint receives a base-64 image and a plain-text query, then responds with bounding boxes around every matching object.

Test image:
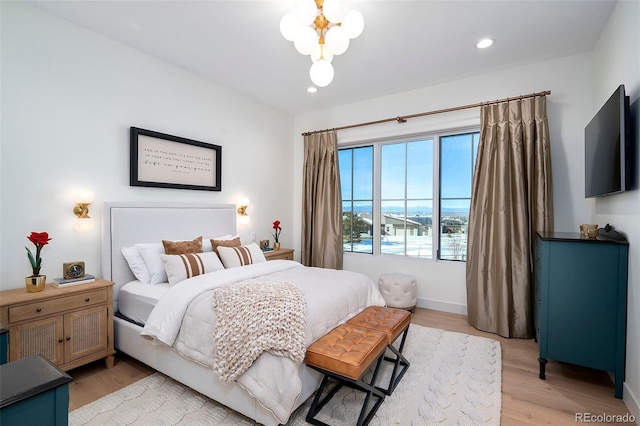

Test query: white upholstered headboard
[102,202,236,311]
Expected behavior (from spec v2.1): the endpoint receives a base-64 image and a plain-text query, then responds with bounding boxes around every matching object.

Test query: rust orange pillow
[210,236,241,255]
[162,236,203,255]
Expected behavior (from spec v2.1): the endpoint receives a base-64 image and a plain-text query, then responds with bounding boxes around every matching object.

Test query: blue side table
[0,355,72,425]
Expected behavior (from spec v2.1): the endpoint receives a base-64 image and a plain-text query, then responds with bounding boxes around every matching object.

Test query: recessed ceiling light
[476,38,494,49]
[307,87,318,93]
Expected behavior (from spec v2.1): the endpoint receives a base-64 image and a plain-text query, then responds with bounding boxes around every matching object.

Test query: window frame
[339,125,479,261]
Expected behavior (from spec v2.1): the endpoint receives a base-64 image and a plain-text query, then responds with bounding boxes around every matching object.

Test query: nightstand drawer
[264,248,294,261]
[9,289,107,323]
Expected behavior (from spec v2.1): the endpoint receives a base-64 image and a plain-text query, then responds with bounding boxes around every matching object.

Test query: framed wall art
[130,127,222,191]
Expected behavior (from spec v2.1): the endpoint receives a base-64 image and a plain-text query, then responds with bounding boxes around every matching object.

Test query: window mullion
[433,133,441,260]
[373,144,381,255]
[404,142,409,256]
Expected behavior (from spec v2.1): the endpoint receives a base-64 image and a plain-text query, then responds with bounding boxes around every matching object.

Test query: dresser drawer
[8,289,107,323]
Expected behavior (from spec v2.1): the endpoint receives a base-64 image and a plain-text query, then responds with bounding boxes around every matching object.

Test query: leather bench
[305,323,388,426]
[347,306,411,395]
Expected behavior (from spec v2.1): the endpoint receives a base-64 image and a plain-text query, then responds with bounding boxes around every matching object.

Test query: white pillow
[121,246,152,283]
[135,243,166,284]
[217,243,267,268]
[203,234,235,252]
[161,252,225,285]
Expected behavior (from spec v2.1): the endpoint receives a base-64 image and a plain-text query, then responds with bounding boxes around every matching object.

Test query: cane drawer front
[9,289,107,323]
[64,305,108,362]
[9,316,65,366]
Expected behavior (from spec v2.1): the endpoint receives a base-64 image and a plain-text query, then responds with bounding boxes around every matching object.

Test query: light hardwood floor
[67,308,634,424]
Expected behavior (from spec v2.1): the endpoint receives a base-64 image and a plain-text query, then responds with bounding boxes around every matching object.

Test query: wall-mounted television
[584,84,631,198]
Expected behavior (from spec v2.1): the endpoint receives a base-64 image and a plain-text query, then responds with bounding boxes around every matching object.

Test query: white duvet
[141,260,386,424]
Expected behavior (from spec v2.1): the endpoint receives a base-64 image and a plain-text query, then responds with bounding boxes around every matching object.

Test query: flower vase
[273,242,281,251]
[25,275,46,293]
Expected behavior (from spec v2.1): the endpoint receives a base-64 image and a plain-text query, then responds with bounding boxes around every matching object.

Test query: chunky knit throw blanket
[212,281,307,382]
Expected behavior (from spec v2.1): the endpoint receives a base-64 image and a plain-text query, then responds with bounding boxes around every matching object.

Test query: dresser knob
[36,308,42,313]
[85,298,90,302]
[66,337,71,341]
[58,338,63,343]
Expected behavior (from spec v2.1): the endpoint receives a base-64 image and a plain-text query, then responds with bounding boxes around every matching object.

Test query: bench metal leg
[306,354,386,426]
[379,325,410,395]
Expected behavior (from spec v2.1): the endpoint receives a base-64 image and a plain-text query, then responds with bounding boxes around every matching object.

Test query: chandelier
[280,0,364,87]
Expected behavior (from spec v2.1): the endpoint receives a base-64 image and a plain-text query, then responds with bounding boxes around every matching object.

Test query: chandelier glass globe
[293,0,318,26]
[294,26,319,55]
[341,10,365,39]
[324,26,349,55]
[310,60,334,87]
[322,0,349,23]
[279,12,299,42]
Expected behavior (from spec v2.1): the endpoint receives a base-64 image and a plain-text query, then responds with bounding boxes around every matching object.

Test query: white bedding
[141,260,386,423]
[118,281,170,324]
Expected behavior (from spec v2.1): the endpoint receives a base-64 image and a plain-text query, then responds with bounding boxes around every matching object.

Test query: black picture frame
[130,127,222,191]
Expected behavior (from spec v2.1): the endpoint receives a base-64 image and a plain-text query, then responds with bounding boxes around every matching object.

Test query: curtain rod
[301,90,551,136]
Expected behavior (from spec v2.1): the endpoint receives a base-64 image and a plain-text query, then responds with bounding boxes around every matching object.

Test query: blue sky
[339,132,479,213]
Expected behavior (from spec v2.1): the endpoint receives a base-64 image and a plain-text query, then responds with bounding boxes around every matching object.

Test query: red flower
[272,220,282,243]
[26,232,52,276]
[28,232,52,247]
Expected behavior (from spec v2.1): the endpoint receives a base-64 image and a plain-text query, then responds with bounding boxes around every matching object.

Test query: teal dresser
[0,325,7,365]
[0,355,72,425]
[535,231,629,398]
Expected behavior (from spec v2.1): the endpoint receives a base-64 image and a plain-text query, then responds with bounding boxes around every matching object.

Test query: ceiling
[30,0,616,114]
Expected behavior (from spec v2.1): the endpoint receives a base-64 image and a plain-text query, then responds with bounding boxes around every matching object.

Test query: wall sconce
[73,190,95,232]
[237,197,250,225]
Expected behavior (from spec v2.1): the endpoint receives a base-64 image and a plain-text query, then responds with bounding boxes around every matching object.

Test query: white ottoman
[378,273,417,312]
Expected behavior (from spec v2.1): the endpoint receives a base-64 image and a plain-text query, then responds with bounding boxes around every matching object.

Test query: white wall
[0,2,294,290]
[592,0,640,417]
[294,52,595,313]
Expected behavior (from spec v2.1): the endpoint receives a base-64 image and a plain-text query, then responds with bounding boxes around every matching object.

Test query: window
[339,146,373,254]
[439,132,479,260]
[380,140,433,258]
[340,130,479,261]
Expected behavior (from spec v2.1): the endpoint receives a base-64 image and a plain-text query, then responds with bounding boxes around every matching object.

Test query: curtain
[466,96,554,338]
[301,131,343,269]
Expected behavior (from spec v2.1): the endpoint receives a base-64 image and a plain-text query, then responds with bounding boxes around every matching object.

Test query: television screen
[584,84,631,198]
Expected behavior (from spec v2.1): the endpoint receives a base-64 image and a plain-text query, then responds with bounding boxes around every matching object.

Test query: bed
[101,202,386,425]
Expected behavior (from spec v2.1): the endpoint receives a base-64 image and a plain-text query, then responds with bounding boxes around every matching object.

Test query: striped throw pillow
[160,252,225,285]
[217,243,266,268]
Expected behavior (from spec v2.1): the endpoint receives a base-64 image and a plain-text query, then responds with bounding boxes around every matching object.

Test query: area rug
[69,325,502,425]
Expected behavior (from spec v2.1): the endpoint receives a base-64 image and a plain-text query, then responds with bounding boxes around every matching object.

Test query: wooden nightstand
[0,279,115,371]
[263,248,294,261]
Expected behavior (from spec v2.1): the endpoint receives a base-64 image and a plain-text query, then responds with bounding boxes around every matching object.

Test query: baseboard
[623,383,640,423]
[416,297,467,315]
